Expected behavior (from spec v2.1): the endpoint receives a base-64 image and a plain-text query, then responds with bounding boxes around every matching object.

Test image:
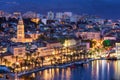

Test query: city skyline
[0,0,120,80]
[0,0,120,19]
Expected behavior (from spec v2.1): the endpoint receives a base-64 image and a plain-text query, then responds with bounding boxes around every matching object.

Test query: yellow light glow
[52,51,55,55]
[31,18,40,24]
[16,62,19,65]
[63,39,76,47]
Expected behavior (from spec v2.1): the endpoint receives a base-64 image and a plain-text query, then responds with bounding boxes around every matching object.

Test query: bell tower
[17,17,25,42]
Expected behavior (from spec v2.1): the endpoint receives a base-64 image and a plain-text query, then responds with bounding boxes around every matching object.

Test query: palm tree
[63,54,66,63]
[78,52,81,60]
[30,57,35,68]
[88,51,92,58]
[35,58,41,67]
[60,48,63,55]
[76,47,80,60]
[20,62,23,72]
[40,57,45,67]
[60,55,63,64]
[12,63,16,72]
[76,53,79,60]
[11,55,15,62]
[37,52,40,57]
[66,54,69,62]
[0,56,3,65]
[15,56,18,62]
[24,59,28,70]
[34,59,38,67]
[35,57,40,67]
[25,52,31,60]
[53,57,57,65]
[3,58,7,66]
[7,61,11,67]
[82,50,87,59]
[50,59,53,65]
[70,54,73,61]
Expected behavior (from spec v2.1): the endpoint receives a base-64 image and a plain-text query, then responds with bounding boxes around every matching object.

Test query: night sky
[0,0,120,19]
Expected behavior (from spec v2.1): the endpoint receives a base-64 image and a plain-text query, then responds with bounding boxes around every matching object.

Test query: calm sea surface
[22,60,120,80]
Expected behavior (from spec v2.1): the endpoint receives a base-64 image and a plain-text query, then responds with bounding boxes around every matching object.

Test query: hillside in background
[0,0,120,19]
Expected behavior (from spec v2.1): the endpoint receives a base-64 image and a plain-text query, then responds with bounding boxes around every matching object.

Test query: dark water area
[22,60,120,80]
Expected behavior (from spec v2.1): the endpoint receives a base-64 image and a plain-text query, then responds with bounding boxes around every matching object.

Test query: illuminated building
[37,47,54,57]
[116,43,120,55]
[86,25,93,29]
[41,18,47,25]
[104,36,116,40]
[0,10,4,17]
[47,11,54,20]
[36,41,63,57]
[0,47,7,53]
[76,32,101,40]
[23,11,37,18]
[17,17,25,42]
[56,12,64,19]
[13,12,21,19]
[12,17,41,43]
[88,18,104,24]
[9,45,26,57]
[64,12,72,17]
[70,15,79,22]
[46,41,62,48]
[5,45,26,64]
[63,39,76,47]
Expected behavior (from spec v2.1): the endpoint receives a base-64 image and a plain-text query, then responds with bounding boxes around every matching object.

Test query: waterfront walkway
[17,58,94,77]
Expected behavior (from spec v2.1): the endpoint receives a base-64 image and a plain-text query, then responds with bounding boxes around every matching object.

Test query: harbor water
[21,60,120,80]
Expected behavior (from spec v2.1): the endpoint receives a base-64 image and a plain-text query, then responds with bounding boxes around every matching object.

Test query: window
[18,31,23,34]
[18,49,23,53]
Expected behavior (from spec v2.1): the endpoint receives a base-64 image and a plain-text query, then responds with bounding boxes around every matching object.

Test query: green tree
[103,40,111,47]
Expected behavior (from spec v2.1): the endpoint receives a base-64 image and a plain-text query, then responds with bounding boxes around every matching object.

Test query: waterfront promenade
[12,58,95,80]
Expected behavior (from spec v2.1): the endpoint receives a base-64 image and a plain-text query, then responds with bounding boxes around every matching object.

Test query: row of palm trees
[0,45,93,73]
[11,53,45,72]
[0,56,11,66]
[26,46,92,71]
[48,46,91,65]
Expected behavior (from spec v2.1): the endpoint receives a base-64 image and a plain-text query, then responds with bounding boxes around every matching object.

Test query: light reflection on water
[36,68,71,80]
[21,60,120,80]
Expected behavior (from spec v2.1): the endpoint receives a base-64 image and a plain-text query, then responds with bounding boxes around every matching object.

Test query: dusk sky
[0,0,120,19]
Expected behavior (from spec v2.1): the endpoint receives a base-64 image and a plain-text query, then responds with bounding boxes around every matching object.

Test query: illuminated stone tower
[11,16,35,43]
[17,17,25,42]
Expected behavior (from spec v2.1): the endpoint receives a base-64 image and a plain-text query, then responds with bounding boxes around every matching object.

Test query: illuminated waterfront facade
[116,43,120,55]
